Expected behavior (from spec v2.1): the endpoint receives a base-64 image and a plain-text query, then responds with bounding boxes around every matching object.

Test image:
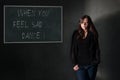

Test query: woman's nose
[84,23,86,25]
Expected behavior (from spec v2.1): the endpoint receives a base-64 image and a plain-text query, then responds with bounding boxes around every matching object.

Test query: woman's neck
[83,29,88,33]
[83,29,88,39]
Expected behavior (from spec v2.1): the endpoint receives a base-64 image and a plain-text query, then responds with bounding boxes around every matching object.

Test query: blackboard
[4,5,63,43]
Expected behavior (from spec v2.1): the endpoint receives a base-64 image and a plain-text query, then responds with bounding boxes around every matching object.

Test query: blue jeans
[76,64,98,80]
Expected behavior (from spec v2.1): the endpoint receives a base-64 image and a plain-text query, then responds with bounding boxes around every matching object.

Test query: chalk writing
[4,6,62,43]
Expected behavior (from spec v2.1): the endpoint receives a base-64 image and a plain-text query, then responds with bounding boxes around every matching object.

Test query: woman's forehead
[83,18,88,21]
[80,18,88,22]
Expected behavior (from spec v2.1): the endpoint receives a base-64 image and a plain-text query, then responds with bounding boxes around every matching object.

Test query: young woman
[71,15,100,80]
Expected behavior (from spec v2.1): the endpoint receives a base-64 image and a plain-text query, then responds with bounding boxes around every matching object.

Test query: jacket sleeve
[70,30,78,67]
[95,38,101,64]
[90,32,101,65]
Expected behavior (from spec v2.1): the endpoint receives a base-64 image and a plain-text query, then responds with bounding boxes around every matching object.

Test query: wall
[1,0,120,80]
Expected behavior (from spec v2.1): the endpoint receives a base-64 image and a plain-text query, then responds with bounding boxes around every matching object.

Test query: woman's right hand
[73,65,79,71]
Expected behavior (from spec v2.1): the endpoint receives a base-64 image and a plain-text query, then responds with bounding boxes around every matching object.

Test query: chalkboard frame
[3,5,63,43]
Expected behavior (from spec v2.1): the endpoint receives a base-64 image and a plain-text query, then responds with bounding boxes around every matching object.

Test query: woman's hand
[73,65,79,71]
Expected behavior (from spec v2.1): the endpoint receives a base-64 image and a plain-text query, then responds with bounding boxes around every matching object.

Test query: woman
[71,15,100,80]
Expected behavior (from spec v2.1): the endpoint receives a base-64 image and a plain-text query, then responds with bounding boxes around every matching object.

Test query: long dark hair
[77,15,99,40]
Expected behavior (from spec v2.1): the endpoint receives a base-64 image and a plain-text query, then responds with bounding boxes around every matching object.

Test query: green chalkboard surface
[4,5,63,43]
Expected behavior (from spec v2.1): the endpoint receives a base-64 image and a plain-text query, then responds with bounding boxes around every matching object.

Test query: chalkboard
[4,5,63,43]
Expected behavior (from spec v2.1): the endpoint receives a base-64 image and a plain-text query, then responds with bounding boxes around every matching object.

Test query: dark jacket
[70,30,100,67]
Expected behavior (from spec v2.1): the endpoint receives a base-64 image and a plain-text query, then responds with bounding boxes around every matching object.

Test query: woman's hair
[77,15,99,39]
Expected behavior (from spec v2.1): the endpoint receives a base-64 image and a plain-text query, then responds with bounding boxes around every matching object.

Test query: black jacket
[70,30,100,67]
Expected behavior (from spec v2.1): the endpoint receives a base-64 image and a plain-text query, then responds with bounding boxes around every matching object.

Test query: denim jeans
[76,64,98,80]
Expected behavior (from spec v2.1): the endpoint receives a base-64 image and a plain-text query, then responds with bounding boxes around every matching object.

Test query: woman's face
[80,18,88,30]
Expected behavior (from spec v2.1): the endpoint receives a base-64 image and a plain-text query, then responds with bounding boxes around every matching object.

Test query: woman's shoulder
[73,29,78,33]
[71,30,79,39]
[72,29,78,35]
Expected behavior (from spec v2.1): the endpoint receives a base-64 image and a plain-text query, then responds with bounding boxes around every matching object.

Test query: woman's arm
[90,32,101,65]
[95,38,101,64]
[70,30,78,67]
